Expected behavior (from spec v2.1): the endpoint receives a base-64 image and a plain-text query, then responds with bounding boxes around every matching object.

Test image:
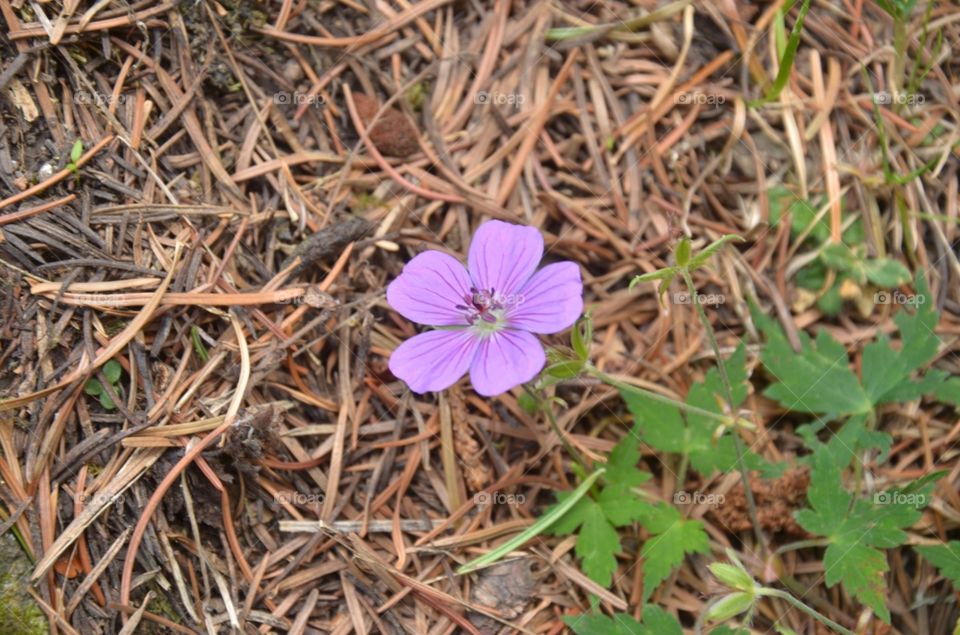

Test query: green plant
[563,605,682,635]
[83,359,123,410]
[66,139,83,182]
[748,272,957,623]
[748,0,811,107]
[768,187,910,315]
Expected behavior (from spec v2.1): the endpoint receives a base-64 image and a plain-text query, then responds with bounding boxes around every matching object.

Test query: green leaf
[822,542,889,622]
[563,605,682,635]
[640,504,709,601]
[675,238,691,267]
[862,273,948,406]
[576,506,622,585]
[571,315,593,361]
[544,360,584,379]
[709,562,755,592]
[102,359,122,384]
[547,430,653,587]
[769,189,829,244]
[749,0,811,105]
[816,280,844,316]
[863,258,910,287]
[687,234,743,272]
[517,392,539,415]
[705,592,755,622]
[84,378,103,396]
[98,389,116,410]
[916,542,960,589]
[458,468,605,575]
[630,267,677,289]
[933,377,960,406]
[70,139,84,164]
[752,305,872,416]
[820,243,858,274]
[191,326,210,363]
[794,449,933,623]
[622,345,768,475]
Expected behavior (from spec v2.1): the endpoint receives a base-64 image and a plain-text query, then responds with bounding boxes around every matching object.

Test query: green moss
[0,533,46,634]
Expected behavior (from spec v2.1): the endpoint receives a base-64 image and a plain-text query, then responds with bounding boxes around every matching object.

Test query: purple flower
[386,220,584,396]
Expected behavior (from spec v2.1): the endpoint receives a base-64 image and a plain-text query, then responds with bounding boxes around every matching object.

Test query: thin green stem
[523,383,589,473]
[759,588,855,635]
[775,538,831,555]
[680,270,767,555]
[586,365,746,428]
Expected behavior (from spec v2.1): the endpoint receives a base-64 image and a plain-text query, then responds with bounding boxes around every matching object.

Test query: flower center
[456,287,508,332]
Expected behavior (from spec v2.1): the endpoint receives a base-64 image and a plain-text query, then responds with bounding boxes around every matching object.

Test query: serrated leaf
[547,432,651,587]
[622,345,768,475]
[604,426,652,489]
[752,305,871,416]
[863,273,948,406]
[864,258,910,287]
[794,447,931,623]
[576,507,621,586]
[823,542,889,622]
[933,377,960,406]
[563,605,682,635]
[640,504,709,601]
[916,542,960,588]
[103,359,122,384]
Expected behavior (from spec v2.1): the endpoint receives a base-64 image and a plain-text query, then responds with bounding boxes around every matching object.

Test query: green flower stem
[680,270,767,555]
[585,365,747,429]
[775,538,831,555]
[523,383,590,474]
[758,588,855,635]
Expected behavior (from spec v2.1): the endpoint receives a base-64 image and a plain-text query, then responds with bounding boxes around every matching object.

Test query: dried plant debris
[711,468,810,537]
[468,559,537,634]
[0,1,958,634]
[351,92,421,157]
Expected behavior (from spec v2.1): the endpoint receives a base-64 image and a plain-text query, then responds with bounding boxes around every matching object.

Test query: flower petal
[389,329,479,393]
[508,262,584,334]
[469,330,546,396]
[467,220,543,296]
[386,251,472,326]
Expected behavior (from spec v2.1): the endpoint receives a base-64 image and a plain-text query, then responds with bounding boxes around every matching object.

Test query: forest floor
[1,1,959,634]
